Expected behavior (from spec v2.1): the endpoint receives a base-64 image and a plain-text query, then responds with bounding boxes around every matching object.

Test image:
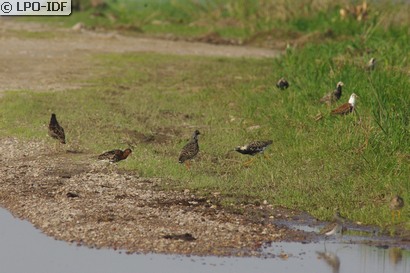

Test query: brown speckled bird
[390,195,404,221]
[319,211,347,236]
[48,113,66,144]
[98,148,132,163]
[320,82,344,105]
[276,78,289,90]
[235,140,273,166]
[178,130,200,170]
[331,93,358,115]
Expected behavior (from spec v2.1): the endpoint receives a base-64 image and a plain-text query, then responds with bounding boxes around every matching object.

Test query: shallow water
[0,208,408,273]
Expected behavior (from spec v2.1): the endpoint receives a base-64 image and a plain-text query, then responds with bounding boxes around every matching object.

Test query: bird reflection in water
[389,247,403,266]
[316,247,341,273]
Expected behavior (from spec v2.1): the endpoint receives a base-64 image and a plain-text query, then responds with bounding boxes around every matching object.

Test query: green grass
[3,1,410,232]
[28,0,410,46]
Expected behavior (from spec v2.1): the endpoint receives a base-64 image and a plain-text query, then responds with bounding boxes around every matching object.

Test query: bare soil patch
[0,19,279,94]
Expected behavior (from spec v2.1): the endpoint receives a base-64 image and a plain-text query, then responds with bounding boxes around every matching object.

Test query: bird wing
[98,150,121,161]
[243,140,272,154]
[320,92,331,103]
[320,91,337,104]
[179,141,199,163]
[331,103,353,115]
[48,124,66,143]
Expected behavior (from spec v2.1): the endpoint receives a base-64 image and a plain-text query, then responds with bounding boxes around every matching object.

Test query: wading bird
[320,82,344,105]
[48,113,66,145]
[331,93,358,115]
[178,130,200,170]
[276,78,289,90]
[319,210,346,237]
[366,57,376,71]
[390,195,404,222]
[235,140,273,166]
[98,148,132,163]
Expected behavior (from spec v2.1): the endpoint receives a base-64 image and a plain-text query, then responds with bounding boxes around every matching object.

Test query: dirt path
[0,19,279,93]
[0,20,302,256]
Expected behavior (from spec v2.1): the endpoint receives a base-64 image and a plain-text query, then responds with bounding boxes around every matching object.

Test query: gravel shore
[0,138,306,256]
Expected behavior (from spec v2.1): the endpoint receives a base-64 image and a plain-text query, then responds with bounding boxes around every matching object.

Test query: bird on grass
[366,57,376,71]
[178,130,200,170]
[320,82,344,105]
[98,148,132,163]
[235,140,273,166]
[390,195,404,222]
[331,93,358,115]
[276,77,289,90]
[48,113,66,144]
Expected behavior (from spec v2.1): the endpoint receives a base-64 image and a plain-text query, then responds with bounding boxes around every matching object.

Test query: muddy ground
[0,19,407,256]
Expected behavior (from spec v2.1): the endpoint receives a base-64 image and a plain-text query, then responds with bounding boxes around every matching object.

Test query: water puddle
[1,207,409,273]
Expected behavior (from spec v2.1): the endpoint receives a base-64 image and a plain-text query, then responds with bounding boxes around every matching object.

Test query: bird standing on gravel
[235,140,273,166]
[98,148,132,163]
[331,93,358,115]
[320,82,344,105]
[48,113,66,144]
[276,78,289,90]
[390,195,404,221]
[178,130,200,170]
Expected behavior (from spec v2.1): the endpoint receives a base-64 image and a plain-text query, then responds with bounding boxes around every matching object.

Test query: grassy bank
[3,1,409,232]
[34,1,410,47]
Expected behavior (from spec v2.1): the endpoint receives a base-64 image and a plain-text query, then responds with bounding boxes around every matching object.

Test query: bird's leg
[263,153,270,159]
[397,210,401,221]
[53,141,58,152]
[185,161,191,170]
[391,211,396,222]
[58,142,63,152]
[243,157,256,167]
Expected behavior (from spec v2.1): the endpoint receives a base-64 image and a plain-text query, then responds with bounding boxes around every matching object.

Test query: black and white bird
[235,140,273,166]
[178,130,200,170]
[320,82,344,105]
[276,78,289,90]
[48,113,66,144]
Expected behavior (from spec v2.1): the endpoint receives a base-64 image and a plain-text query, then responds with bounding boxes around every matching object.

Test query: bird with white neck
[331,93,358,115]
